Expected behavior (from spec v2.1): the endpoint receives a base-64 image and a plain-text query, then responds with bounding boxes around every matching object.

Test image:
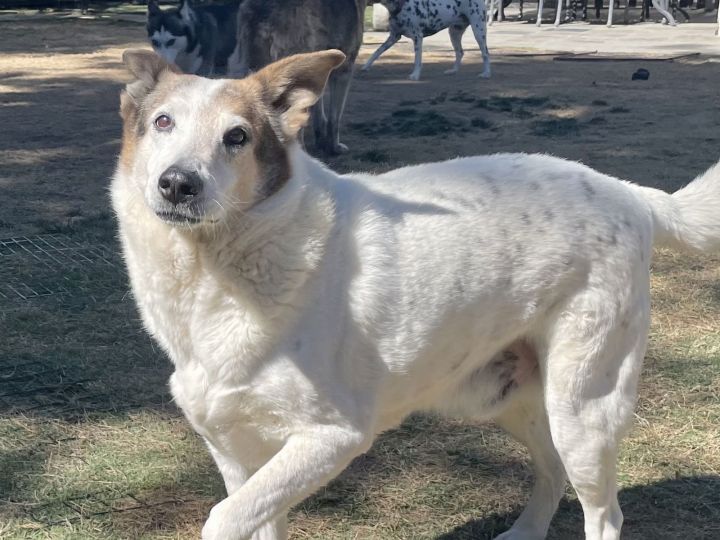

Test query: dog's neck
[115,147,337,365]
[194,148,337,314]
[383,0,407,16]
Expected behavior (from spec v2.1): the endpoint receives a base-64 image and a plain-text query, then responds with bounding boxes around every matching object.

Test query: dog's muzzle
[158,166,203,206]
[154,166,207,225]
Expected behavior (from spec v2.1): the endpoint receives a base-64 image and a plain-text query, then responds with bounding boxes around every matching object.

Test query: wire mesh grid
[0,233,120,305]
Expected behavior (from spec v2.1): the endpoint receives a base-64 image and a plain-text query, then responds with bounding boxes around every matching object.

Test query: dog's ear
[179,0,193,20]
[255,49,346,140]
[121,49,180,106]
[148,0,161,15]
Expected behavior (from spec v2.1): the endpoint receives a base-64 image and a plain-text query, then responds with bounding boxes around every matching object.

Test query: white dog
[362,0,491,80]
[113,48,720,540]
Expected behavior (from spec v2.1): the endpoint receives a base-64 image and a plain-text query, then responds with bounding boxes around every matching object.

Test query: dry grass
[1,12,720,540]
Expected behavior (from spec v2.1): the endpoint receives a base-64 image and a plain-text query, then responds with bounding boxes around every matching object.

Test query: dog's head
[146,0,194,65]
[116,48,345,228]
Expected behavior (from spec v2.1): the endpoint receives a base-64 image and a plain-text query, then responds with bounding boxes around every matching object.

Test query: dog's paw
[202,499,248,540]
[443,67,459,75]
[408,72,421,81]
[332,142,349,154]
[360,64,371,72]
[479,70,491,79]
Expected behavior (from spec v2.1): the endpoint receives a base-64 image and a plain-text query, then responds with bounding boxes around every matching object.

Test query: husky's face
[116,49,345,228]
[146,0,192,65]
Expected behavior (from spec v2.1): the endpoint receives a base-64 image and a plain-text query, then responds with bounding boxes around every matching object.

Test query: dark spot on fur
[529,181,540,190]
[581,179,596,200]
[544,209,554,222]
[521,212,531,226]
[499,380,517,400]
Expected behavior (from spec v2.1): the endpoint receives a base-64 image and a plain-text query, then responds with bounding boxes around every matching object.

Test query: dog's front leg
[408,34,423,81]
[201,426,371,540]
[361,32,401,71]
[207,443,287,540]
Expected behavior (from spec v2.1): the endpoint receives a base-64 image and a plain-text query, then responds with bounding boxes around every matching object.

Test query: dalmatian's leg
[652,0,677,24]
[408,33,424,81]
[554,0,564,26]
[362,32,401,72]
[537,0,545,26]
[469,6,491,78]
[444,23,468,74]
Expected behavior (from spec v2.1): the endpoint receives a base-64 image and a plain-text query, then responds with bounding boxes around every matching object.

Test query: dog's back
[232,0,363,73]
[229,0,364,155]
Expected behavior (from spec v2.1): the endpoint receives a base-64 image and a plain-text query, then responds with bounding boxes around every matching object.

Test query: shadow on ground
[436,475,720,539]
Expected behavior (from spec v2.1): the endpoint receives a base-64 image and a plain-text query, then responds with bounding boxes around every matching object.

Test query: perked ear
[255,49,346,140]
[179,0,193,21]
[122,49,180,105]
[148,0,161,15]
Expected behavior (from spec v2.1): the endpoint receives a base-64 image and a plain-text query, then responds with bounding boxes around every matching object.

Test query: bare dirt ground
[1,13,719,540]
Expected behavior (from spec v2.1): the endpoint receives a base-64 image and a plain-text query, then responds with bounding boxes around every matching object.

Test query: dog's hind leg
[542,284,650,540]
[444,24,467,74]
[469,10,491,78]
[361,32,401,72]
[322,64,353,155]
[494,382,567,540]
[408,34,424,81]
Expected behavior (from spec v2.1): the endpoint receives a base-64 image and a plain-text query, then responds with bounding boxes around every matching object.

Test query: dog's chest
[176,44,203,74]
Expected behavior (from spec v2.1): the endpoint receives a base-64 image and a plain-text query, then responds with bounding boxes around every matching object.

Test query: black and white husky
[146,0,238,76]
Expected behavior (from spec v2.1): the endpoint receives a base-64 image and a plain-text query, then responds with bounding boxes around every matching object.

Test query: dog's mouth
[155,211,205,225]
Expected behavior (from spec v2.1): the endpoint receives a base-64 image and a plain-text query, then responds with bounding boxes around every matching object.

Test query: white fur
[114,116,720,538]
[362,0,491,80]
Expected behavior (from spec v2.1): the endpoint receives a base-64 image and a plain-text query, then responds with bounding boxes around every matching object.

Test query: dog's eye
[223,127,248,147]
[167,39,175,46]
[151,39,159,47]
[154,114,173,131]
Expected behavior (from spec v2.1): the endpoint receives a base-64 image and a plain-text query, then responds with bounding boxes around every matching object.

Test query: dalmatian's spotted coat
[363,0,490,80]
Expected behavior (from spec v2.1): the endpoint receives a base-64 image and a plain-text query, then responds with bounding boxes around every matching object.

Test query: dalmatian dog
[362,0,491,80]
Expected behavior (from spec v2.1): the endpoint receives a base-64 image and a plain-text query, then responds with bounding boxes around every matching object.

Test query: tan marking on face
[116,49,345,225]
[216,78,291,203]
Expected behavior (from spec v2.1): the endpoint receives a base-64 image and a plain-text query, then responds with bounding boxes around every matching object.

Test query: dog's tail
[633,161,720,252]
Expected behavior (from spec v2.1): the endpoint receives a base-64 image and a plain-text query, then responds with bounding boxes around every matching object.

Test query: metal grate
[0,234,120,304]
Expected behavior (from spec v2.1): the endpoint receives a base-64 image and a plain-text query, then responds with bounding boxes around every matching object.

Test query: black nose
[158,166,203,205]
